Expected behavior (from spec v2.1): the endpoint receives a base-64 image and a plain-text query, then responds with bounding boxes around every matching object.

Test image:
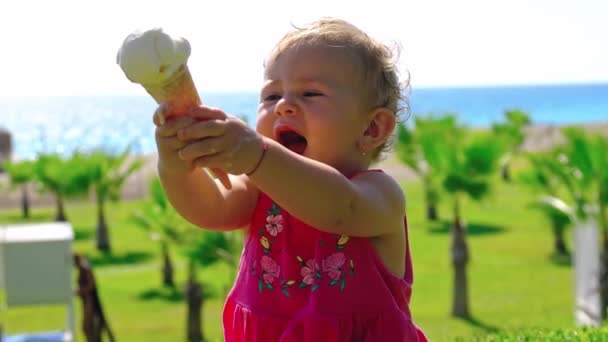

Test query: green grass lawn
[0,176,595,341]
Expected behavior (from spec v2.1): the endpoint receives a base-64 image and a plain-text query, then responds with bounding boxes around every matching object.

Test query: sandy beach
[1,122,606,210]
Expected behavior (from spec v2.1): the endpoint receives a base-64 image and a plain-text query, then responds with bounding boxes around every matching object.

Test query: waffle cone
[143,65,232,189]
[143,65,201,116]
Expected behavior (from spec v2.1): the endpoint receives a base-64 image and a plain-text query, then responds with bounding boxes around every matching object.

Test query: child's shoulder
[350,169,405,207]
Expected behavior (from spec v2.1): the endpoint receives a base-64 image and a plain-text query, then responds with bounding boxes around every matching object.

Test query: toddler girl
[154,17,428,342]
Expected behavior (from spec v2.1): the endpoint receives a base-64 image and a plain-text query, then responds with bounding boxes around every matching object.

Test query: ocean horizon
[1,82,607,161]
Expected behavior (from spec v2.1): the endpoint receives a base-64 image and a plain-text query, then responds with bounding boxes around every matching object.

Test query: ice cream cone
[143,65,200,117]
[117,28,232,188]
[145,64,231,188]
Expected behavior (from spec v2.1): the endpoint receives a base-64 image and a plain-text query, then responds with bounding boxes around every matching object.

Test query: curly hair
[266,18,411,160]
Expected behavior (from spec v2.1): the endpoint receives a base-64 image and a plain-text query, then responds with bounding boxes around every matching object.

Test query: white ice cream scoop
[117,28,232,189]
[117,28,201,114]
[117,28,191,86]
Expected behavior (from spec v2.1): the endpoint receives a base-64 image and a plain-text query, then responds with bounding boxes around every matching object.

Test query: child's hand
[176,106,265,176]
[154,104,233,188]
[154,104,198,175]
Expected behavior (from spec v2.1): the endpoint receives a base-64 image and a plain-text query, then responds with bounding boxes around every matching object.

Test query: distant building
[0,127,12,172]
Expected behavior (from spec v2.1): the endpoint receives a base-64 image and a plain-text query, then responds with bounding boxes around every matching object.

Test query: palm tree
[131,177,188,288]
[133,176,240,341]
[519,152,573,257]
[442,133,503,318]
[396,115,463,221]
[33,153,90,221]
[3,160,35,219]
[544,128,608,318]
[492,109,532,182]
[83,147,143,253]
[182,229,239,342]
[530,196,573,257]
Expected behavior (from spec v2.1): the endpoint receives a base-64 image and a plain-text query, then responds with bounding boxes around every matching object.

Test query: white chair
[0,222,75,342]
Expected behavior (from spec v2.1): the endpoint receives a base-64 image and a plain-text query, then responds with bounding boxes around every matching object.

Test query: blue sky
[2,0,607,96]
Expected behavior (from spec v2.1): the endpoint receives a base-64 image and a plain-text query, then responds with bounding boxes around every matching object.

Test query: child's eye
[263,94,281,101]
[303,91,322,97]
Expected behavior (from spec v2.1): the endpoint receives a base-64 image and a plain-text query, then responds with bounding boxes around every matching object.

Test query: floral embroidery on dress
[257,203,284,253]
[251,202,293,297]
[260,255,280,285]
[296,235,357,293]
[322,252,356,291]
[260,236,271,253]
[322,252,346,280]
[253,255,296,297]
[320,234,349,248]
[336,234,349,249]
[297,256,322,292]
[265,213,284,237]
[253,203,357,296]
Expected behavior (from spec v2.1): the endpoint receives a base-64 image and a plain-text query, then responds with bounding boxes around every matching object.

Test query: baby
[154,17,427,341]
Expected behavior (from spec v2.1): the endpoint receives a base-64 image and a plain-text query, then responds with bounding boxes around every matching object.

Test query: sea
[1,83,607,161]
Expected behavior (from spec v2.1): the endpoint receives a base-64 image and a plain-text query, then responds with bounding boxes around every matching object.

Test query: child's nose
[275,97,297,117]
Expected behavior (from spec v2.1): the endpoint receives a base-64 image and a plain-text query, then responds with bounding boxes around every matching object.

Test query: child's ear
[358,107,396,154]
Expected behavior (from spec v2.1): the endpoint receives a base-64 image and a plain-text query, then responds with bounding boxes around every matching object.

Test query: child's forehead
[264,44,365,84]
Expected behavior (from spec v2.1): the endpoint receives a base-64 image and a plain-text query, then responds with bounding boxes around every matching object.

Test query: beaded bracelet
[246,139,268,176]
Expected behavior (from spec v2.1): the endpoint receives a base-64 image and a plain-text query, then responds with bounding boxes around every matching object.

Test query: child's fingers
[178,136,226,161]
[156,135,188,151]
[154,104,226,133]
[177,119,226,141]
[156,116,197,138]
[192,153,230,171]
[211,169,232,190]
[153,103,193,126]
[177,137,232,189]
[153,103,171,126]
[188,106,228,121]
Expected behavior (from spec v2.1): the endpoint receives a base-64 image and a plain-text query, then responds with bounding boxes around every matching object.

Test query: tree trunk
[55,192,67,222]
[501,163,511,182]
[598,189,608,320]
[161,240,175,288]
[600,225,608,320]
[186,260,204,342]
[424,181,439,221]
[451,197,470,318]
[427,204,438,221]
[555,235,569,256]
[551,218,569,257]
[600,248,608,321]
[96,198,111,253]
[21,183,30,219]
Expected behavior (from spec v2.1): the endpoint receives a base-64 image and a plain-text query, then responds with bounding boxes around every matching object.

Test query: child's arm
[249,139,405,238]
[154,108,258,231]
[174,106,403,238]
[159,168,258,230]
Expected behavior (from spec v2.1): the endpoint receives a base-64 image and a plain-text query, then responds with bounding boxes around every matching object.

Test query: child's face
[257,43,370,173]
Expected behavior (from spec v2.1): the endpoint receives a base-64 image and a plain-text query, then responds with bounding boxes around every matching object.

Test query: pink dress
[223,189,428,341]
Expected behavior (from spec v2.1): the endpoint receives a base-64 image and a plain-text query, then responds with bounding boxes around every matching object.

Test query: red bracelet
[246,139,268,176]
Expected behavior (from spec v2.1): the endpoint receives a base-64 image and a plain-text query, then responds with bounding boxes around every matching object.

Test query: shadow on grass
[428,220,506,236]
[138,287,184,302]
[461,315,500,334]
[549,252,572,267]
[73,228,95,241]
[0,212,54,224]
[89,251,154,268]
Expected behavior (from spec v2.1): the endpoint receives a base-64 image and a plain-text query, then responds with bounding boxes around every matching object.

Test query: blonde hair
[267,18,410,159]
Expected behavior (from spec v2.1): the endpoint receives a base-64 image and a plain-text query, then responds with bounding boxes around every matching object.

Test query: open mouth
[276,128,307,155]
